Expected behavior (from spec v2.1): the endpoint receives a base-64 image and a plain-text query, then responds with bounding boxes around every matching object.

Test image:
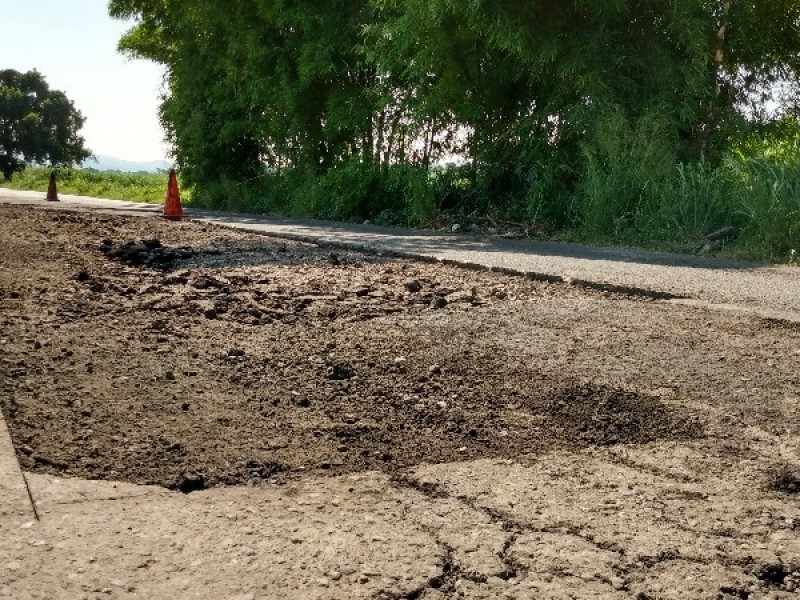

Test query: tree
[109,0,800,219]
[0,69,91,180]
[110,0,378,185]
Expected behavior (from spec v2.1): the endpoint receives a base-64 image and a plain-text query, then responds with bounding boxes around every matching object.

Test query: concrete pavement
[0,410,35,524]
[3,437,800,599]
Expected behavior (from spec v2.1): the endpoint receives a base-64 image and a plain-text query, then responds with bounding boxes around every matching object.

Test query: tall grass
[189,160,440,227]
[574,155,800,262]
[573,113,800,262]
[730,157,800,260]
[186,149,800,263]
[577,110,676,241]
[0,167,180,204]
[660,161,733,242]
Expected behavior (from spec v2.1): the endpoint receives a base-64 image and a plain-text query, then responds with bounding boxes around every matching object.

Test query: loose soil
[1,205,797,493]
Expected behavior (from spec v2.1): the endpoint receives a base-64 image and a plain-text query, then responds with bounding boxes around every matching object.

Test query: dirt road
[1,203,799,599]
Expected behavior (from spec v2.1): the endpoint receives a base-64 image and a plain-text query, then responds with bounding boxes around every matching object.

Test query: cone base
[46,172,59,201]
[161,214,188,221]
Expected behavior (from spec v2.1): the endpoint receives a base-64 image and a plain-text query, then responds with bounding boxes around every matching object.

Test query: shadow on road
[202,211,762,272]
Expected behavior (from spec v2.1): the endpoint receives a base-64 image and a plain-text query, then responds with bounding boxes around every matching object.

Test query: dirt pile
[99,238,197,269]
[0,205,713,490]
[536,384,703,446]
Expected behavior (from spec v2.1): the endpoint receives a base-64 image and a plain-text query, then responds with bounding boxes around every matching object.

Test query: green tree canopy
[109,0,800,221]
[0,69,91,180]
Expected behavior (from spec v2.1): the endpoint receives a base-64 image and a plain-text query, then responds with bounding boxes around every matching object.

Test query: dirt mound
[99,238,198,269]
[533,384,703,446]
[0,206,711,491]
[769,464,800,495]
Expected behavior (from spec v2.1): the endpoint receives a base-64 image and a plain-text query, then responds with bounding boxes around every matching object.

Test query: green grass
[570,154,800,264]
[563,113,800,264]
[0,167,188,204]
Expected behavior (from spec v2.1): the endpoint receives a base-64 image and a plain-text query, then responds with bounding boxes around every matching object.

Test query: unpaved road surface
[1,204,799,599]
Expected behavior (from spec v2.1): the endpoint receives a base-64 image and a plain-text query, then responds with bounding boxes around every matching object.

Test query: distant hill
[81,155,171,173]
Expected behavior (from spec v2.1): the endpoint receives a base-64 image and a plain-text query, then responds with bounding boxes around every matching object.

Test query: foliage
[572,149,800,262]
[0,69,91,180]
[0,167,175,204]
[108,0,800,262]
[577,109,678,239]
[726,156,800,260]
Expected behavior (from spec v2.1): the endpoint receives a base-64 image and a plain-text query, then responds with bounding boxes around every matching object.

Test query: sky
[2,0,168,161]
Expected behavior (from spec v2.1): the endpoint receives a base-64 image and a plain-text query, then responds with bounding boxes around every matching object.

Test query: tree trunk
[700,0,732,160]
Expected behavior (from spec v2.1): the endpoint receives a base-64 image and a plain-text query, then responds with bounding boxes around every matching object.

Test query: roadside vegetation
[105,1,799,264]
[5,4,798,263]
[196,136,800,263]
[0,167,176,204]
[0,69,90,181]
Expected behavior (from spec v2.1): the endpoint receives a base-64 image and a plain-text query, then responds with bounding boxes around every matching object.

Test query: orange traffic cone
[162,168,185,220]
[45,171,59,202]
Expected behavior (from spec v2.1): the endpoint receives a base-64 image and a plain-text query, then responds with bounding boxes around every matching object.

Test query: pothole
[2,208,713,492]
[99,238,200,269]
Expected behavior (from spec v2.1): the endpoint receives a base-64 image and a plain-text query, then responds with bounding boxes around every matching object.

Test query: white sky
[1,0,168,161]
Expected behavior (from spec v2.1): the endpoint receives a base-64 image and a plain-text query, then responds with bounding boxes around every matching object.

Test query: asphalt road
[2,188,799,320]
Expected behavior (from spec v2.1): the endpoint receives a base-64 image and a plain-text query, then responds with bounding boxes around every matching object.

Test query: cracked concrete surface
[406,440,800,599]
[6,440,797,599]
[3,472,445,600]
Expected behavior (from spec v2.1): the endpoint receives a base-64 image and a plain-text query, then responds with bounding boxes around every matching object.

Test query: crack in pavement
[389,473,629,596]
[605,449,703,484]
[393,472,623,558]
[498,532,526,581]
[389,468,800,599]
[376,538,492,600]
